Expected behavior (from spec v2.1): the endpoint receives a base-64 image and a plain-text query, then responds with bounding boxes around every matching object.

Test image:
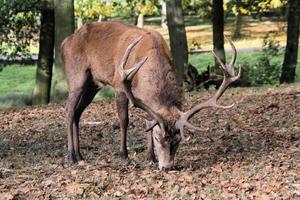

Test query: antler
[176,37,241,141]
[119,36,166,135]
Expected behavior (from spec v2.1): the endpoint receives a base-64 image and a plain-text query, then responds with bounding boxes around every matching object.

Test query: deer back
[62,21,182,111]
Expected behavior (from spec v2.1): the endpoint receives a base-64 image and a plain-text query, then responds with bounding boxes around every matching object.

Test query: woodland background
[0,0,299,199]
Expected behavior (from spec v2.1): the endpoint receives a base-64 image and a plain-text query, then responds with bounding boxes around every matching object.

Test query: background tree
[52,0,75,102]
[0,0,55,105]
[226,0,288,39]
[280,0,300,83]
[212,0,225,71]
[161,0,167,28]
[166,0,188,86]
[126,0,158,27]
[74,0,115,27]
[32,0,55,105]
[0,0,40,56]
[182,0,212,18]
[74,0,158,28]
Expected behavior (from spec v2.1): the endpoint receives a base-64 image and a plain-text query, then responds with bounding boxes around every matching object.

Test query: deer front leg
[116,91,129,159]
[146,120,157,163]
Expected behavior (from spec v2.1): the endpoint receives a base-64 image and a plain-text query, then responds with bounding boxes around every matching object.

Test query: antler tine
[119,36,143,80]
[145,121,159,132]
[178,122,210,141]
[176,38,240,141]
[119,37,166,135]
[225,36,237,67]
[212,50,227,72]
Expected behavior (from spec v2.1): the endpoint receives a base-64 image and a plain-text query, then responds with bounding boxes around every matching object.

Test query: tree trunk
[76,17,82,29]
[161,0,167,28]
[212,0,225,73]
[136,13,144,28]
[232,11,242,39]
[32,1,54,105]
[52,0,74,102]
[98,15,108,22]
[166,0,188,86]
[280,0,300,83]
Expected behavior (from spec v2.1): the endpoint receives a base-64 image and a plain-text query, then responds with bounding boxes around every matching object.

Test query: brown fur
[62,21,182,163]
[62,21,182,109]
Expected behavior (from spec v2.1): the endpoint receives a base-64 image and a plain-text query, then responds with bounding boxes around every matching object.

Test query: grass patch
[0,64,35,109]
[0,48,299,109]
[0,94,32,109]
[190,51,266,71]
[0,64,115,108]
[0,64,36,95]
[189,48,300,82]
[95,86,115,102]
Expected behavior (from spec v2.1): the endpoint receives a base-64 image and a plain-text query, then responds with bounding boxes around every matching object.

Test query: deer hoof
[65,151,77,164]
[75,152,84,162]
[119,150,128,160]
[147,153,157,163]
[78,160,86,166]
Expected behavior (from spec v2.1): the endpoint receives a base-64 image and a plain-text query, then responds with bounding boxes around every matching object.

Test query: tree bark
[212,0,225,73]
[32,1,54,105]
[161,0,167,28]
[76,17,82,29]
[98,15,108,22]
[280,0,300,83]
[136,13,144,28]
[166,0,188,86]
[52,0,74,102]
[232,11,242,39]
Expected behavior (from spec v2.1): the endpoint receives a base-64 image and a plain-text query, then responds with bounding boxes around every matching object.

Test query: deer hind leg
[66,90,82,163]
[115,91,129,159]
[72,77,99,162]
[66,71,99,163]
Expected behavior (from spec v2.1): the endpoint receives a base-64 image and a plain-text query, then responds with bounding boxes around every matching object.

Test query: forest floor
[0,84,300,199]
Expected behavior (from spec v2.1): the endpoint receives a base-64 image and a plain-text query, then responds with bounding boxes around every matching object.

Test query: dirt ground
[0,84,300,199]
[152,18,287,49]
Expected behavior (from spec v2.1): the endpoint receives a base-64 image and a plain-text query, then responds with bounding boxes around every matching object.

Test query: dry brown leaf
[66,182,89,196]
[0,193,14,200]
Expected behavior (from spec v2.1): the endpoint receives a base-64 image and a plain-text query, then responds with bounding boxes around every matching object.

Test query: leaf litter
[0,83,299,199]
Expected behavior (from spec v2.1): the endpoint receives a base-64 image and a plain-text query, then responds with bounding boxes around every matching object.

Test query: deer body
[62,22,181,108]
[62,22,182,169]
[62,21,240,170]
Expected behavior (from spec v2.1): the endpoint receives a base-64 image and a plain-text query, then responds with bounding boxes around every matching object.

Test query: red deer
[61,21,240,170]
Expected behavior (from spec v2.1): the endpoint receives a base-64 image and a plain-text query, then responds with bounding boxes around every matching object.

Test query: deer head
[119,36,240,170]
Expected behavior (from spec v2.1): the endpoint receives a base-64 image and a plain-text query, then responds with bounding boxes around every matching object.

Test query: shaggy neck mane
[146,32,182,109]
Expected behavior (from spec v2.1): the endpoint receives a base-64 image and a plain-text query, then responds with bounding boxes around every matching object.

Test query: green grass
[0,48,299,109]
[0,64,36,108]
[0,64,36,95]
[190,51,275,72]
[189,49,300,82]
[0,64,115,108]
